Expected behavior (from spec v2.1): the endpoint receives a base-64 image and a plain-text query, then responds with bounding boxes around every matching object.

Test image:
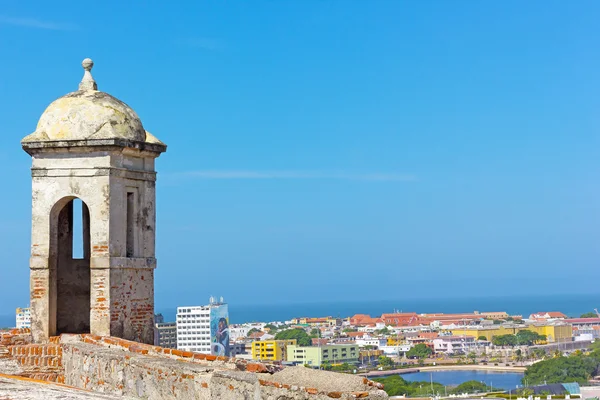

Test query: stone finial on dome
[79,58,97,91]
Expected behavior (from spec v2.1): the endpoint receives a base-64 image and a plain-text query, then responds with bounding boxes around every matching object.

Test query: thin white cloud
[0,15,76,30]
[172,170,417,182]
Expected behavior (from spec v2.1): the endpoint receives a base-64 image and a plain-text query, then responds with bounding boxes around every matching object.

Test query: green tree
[478,335,488,341]
[376,327,391,335]
[246,328,260,337]
[531,348,547,360]
[452,380,490,394]
[378,356,394,367]
[519,388,535,397]
[406,344,433,359]
[373,375,410,397]
[264,324,279,332]
[492,334,517,346]
[467,352,477,363]
[523,353,600,385]
[373,376,445,397]
[581,312,597,318]
[331,362,354,372]
[274,328,312,346]
[343,327,357,333]
[515,330,546,345]
[310,328,320,338]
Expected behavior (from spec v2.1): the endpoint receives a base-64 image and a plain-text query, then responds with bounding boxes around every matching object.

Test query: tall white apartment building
[16,307,31,329]
[176,297,229,355]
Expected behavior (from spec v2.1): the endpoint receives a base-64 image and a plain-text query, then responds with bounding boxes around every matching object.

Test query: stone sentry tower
[21,59,166,344]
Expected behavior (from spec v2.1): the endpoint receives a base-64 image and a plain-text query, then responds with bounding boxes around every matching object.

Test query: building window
[126,191,135,257]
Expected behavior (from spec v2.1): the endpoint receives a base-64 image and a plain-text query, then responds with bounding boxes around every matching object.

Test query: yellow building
[530,325,572,343]
[251,339,297,361]
[290,317,341,326]
[386,337,406,346]
[448,326,514,341]
[448,324,572,343]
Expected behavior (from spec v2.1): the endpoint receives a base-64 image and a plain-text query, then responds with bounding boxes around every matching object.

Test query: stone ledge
[30,257,157,270]
[90,257,156,270]
[22,138,166,156]
[31,167,157,181]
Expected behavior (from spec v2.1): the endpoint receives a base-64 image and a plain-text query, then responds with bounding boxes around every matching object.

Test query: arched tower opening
[50,197,91,334]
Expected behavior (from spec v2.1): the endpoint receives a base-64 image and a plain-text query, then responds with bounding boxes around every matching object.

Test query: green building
[286,344,359,367]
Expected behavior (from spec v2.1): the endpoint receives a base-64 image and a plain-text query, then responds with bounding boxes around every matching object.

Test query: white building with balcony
[433,335,476,354]
[355,335,387,349]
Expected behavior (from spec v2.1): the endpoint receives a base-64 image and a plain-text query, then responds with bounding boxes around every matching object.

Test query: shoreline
[362,365,526,377]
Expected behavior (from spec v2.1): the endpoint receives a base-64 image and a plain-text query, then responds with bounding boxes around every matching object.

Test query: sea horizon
[163,292,597,325]
[1,292,597,328]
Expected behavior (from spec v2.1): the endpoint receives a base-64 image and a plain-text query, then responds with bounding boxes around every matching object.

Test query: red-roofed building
[349,314,383,326]
[417,332,439,340]
[565,318,600,328]
[529,312,567,321]
[380,313,421,326]
[419,313,483,325]
[311,338,329,346]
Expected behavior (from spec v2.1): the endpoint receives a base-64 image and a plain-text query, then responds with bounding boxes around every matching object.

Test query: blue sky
[0,1,598,316]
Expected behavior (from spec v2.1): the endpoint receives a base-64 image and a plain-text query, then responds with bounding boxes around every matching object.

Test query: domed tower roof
[22,58,165,151]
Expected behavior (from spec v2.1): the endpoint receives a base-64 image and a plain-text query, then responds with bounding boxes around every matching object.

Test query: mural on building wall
[210,303,230,356]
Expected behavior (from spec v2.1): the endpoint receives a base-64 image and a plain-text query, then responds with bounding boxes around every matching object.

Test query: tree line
[523,342,600,385]
[491,330,546,346]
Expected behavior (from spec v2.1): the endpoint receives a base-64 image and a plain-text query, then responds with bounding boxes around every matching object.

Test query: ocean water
[401,370,523,391]
[1,293,596,328]
[157,293,599,324]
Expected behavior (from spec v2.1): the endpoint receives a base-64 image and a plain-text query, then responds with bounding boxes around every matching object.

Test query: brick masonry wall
[0,331,65,384]
[109,268,154,344]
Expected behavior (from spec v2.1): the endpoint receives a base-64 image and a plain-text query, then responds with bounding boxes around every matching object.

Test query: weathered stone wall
[109,267,155,344]
[1,332,387,399]
[105,153,158,344]
[26,148,159,344]
[59,335,387,399]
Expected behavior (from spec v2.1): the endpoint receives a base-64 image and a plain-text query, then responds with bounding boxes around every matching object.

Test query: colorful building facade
[286,344,359,367]
[251,339,297,361]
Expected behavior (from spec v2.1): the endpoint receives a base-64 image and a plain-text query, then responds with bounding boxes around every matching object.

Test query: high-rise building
[176,297,230,356]
[155,321,177,348]
[15,308,31,329]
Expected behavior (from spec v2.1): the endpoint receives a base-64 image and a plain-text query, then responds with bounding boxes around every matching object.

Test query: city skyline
[1,0,599,314]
